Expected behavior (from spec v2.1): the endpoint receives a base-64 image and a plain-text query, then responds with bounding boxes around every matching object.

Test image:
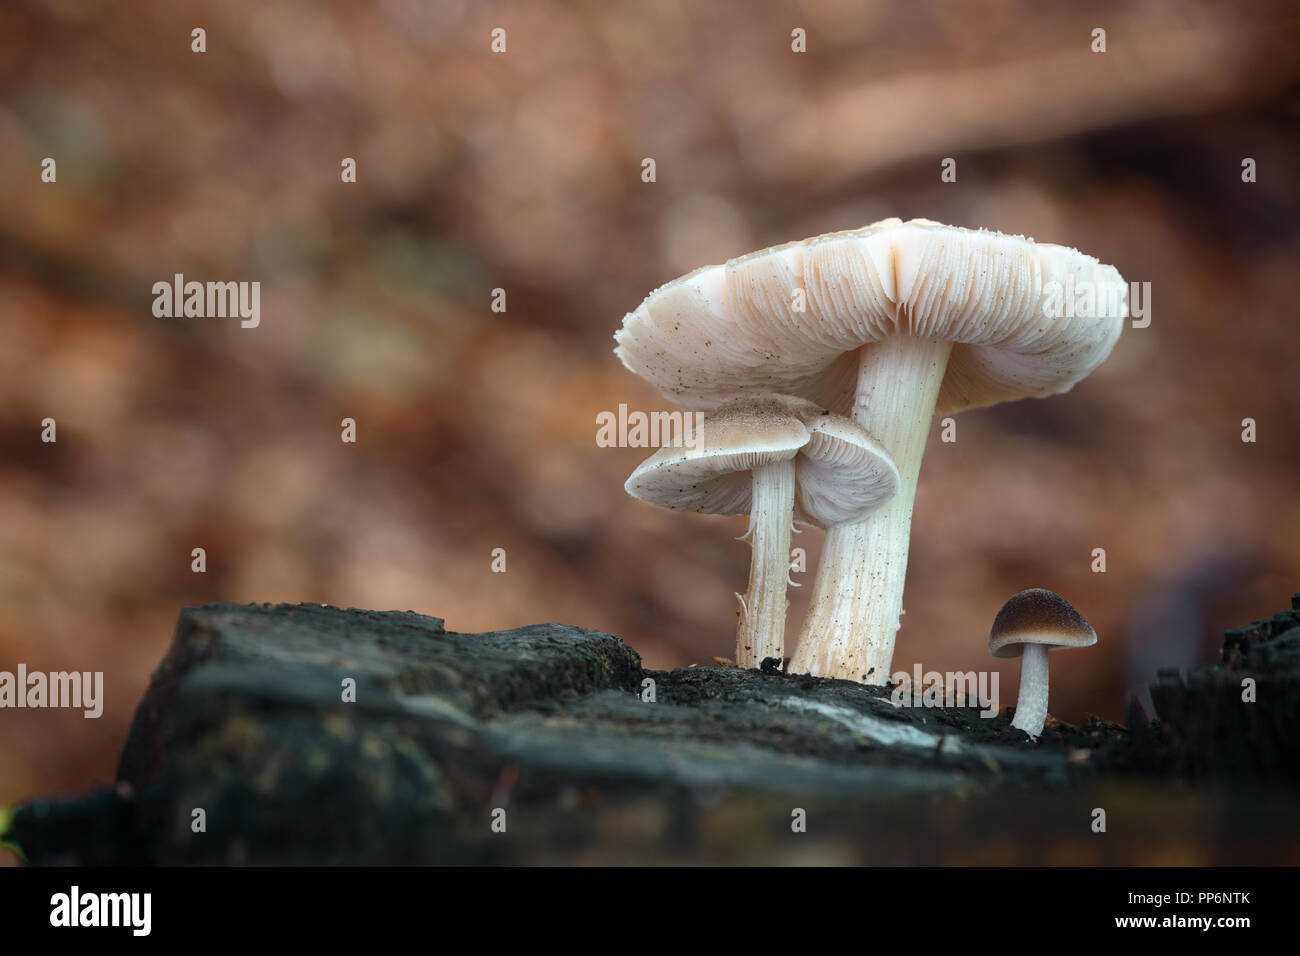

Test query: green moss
[0,805,26,862]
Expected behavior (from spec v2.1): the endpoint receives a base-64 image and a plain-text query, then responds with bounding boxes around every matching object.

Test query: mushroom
[615,218,1126,681]
[625,392,898,669]
[988,588,1097,739]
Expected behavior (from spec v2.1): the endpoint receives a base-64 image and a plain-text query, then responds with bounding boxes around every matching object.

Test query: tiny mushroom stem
[988,588,1098,739]
[1011,643,1051,737]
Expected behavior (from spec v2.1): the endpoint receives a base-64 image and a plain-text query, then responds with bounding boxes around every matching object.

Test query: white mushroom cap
[625,393,810,515]
[614,218,1127,416]
[625,393,897,522]
[988,588,1098,658]
[796,413,900,528]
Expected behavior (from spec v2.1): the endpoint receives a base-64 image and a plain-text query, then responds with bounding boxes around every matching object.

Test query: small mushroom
[616,218,1127,682]
[626,393,898,669]
[988,588,1097,739]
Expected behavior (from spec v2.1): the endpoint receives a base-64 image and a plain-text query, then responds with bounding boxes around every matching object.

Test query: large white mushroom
[625,393,898,669]
[615,218,1126,682]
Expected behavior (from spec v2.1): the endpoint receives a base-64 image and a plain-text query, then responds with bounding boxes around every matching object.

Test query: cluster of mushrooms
[616,218,1126,738]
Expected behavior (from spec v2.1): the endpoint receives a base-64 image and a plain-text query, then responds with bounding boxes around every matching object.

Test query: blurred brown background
[1,0,1298,823]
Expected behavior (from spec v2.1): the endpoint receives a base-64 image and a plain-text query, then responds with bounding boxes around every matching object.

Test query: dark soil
[6,596,1299,864]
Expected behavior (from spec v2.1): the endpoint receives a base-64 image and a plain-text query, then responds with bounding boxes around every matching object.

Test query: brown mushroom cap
[625,393,896,523]
[614,217,1127,417]
[988,588,1098,658]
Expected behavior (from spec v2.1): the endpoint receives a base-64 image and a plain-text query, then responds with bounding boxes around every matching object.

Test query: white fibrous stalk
[1010,643,1051,738]
[736,459,796,668]
[790,334,951,682]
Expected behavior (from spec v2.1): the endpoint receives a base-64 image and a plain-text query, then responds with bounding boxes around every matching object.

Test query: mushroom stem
[736,459,796,668]
[1010,643,1051,738]
[791,334,951,681]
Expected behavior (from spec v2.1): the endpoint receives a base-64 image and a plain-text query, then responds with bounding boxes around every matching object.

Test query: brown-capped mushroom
[989,588,1098,738]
